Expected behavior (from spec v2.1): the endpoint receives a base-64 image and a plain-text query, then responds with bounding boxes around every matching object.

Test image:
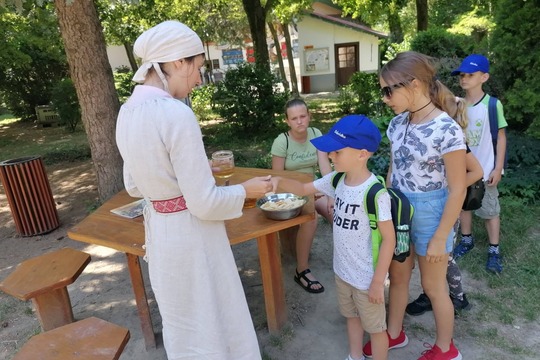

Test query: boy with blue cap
[271,115,395,360]
[451,54,508,273]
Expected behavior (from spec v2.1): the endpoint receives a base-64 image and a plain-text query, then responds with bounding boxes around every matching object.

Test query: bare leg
[387,254,414,339]
[347,317,364,360]
[418,254,454,352]
[370,331,389,360]
[485,217,500,245]
[459,210,473,235]
[295,218,322,290]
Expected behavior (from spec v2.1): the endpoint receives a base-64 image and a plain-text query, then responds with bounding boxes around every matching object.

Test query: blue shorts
[404,188,454,257]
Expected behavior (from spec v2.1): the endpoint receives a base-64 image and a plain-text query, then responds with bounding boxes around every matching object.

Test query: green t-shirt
[271,127,323,177]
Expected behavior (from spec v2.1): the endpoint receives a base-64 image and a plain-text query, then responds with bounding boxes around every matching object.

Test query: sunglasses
[380,82,408,98]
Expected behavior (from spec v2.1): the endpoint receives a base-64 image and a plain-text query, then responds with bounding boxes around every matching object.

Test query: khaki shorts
[335,275,386,334]
[475,186,500,219]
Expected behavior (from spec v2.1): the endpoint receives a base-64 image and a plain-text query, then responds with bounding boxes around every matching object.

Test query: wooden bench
[0,248,91,331]
[13,316,130,360]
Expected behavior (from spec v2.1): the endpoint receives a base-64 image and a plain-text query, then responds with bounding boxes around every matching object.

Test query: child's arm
[465,151,483,186]
[489,128,506,187]
[368,220,395,304]
[428,149,466,261]
[270,176,318,196]
[385,153,393,187]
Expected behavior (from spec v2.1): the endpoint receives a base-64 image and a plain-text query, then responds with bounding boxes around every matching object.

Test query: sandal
[294,268,325,294]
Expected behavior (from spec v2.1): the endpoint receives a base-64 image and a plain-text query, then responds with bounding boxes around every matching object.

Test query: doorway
[335,43,359,87]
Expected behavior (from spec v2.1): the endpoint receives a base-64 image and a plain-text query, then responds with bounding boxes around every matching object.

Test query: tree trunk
[282,23,299,97]
[242,0,271,69]
[416,0,428,31]
[123,42,138,71]
[55,0,124,202]
[268,21,289,91]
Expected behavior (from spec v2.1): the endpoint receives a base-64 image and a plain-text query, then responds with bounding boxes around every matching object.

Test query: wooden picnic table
[68,167,314,349]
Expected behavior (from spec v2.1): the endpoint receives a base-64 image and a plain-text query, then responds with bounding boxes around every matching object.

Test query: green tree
[271,0,312,96]
[241,0,274,68]
[0,5,68,119]
[2,0,123,201]
[335,0,408,43]
[55,0,124,201]
[97,0,160,71]
[491,0,540,132]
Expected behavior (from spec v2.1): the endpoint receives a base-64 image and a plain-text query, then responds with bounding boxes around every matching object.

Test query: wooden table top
[68,167,315,255]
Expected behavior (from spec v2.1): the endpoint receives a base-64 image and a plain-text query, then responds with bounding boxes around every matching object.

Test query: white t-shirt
[466,94,508,180]
[387,112,466,192]
[314,172,392,290]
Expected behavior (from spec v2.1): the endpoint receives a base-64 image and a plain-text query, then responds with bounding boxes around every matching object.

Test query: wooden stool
[0,248,91,331]
[14,316,130,360]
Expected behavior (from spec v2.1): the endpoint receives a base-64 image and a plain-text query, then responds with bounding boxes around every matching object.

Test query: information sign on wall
[304,47,329,72]
[222,49,244,65]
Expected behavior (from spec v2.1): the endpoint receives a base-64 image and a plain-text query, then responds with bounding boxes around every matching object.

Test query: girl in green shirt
[271,98,333,293]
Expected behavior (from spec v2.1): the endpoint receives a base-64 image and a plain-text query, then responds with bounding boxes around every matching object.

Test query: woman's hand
[241,176,273,199]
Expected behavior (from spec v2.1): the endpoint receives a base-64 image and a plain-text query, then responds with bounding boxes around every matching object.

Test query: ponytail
[453,97,468,130]
[429,79,468,128]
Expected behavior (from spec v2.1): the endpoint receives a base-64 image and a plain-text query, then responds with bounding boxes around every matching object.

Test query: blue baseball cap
[451,54,490,75]
[310,115,381,153]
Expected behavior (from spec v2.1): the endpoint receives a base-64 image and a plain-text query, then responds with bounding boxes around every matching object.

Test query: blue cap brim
[310,135,346,153]
[451,64,487,76]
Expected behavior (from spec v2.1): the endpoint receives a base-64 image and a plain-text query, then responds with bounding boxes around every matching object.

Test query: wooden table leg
[126,253,156,349]
[257,232,287,333]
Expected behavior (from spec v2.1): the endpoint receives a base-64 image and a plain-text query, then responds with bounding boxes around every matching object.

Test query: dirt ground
[1,160,539,360]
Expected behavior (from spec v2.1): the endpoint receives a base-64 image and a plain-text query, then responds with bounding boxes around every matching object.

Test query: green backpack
[331,173,414,268]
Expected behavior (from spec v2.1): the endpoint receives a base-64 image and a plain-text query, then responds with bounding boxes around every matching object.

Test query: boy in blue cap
[451,54,508,273]
[271,115,396,360]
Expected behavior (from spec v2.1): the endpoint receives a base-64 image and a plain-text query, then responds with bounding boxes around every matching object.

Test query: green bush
[491,0,540,133]
[113,66,135,104]
[409,28,472,96]
[0,5,68,120]
[337,72,391,118]
[191,84,216,122]
[499,131,540,203]
[213,63,289,136]
[367,115,393,177]
[50,78,81,132]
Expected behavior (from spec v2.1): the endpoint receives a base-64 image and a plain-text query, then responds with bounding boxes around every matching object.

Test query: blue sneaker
[486,253,503,273]
[453,237,474,259]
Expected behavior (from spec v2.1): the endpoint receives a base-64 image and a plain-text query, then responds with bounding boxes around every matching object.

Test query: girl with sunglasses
[362,51,467,360]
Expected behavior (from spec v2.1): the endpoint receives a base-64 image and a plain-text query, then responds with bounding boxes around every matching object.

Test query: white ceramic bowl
[256,193,308,220]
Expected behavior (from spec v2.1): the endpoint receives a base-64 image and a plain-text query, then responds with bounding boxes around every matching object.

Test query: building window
[205,59,220,70]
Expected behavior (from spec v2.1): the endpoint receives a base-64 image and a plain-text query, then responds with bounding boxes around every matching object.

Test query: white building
[297,1,387,93]
[105,1,386,93]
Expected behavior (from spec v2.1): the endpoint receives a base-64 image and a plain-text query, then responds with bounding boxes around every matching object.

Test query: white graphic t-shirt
[314,172,391,290]
[387,112,466,192]
[466,94,508,180]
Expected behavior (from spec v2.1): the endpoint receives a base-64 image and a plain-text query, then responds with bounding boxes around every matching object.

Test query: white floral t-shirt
[314,172,392,290]
[387,112,466,193]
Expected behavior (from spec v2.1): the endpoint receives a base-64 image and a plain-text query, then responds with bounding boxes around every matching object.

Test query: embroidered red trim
[151,196,187,213]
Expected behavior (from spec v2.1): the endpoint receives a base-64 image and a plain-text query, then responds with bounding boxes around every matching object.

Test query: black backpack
[332,173,414,264]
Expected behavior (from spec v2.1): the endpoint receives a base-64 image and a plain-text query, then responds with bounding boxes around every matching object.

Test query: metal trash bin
[0,156,60,236]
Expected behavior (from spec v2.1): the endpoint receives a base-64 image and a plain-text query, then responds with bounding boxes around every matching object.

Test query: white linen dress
[116,85,261,360]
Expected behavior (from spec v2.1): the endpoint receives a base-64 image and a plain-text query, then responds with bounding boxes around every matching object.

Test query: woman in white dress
[115,21,271,360]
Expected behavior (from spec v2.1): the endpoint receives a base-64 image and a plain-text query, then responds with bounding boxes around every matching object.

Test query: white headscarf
[132,21,204,91]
